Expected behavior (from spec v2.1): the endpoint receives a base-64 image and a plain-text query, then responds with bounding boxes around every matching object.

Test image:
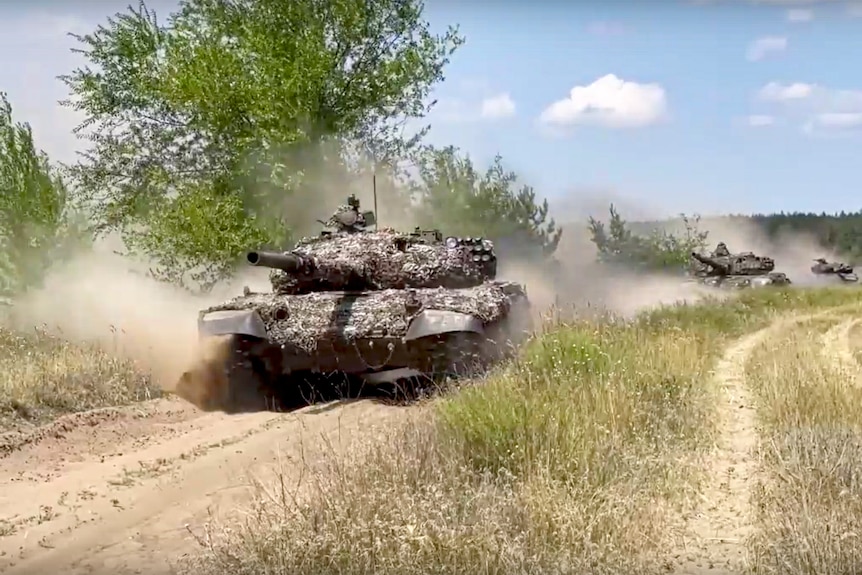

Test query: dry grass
[179,287,862,575]
[0,325,159,432]
[745,312,862,575]
[850,319,862,366]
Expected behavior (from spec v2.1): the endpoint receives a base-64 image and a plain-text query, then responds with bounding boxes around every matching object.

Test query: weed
[0,325,159,432]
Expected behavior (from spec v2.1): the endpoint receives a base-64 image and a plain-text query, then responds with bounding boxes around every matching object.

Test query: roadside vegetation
[0,92,156,433]
[746,311,862,574]
[0,326,158,433]
[180,287,862,575]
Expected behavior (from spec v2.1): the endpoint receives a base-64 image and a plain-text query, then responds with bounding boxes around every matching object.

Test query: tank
[810,257,859,283]
[178,195,533,412]
[688,243,792,289]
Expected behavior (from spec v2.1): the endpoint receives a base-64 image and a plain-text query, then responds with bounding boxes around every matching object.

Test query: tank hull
[810,270,859,283]
[178,282,533,412]
[690,273,792,290]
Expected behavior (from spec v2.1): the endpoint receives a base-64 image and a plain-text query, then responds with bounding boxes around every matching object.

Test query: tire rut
[0,397,405,575]
[671,327,768,574]
[671,311,836,575]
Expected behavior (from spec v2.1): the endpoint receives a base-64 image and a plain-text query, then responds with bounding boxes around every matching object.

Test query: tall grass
[179,287,862,575]
[0,325,158,432]
[746,314,862,575]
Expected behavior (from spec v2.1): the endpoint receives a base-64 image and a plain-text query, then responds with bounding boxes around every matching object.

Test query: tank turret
[688,245,790,289]
[249,197,499,294]
[690,250,775,276]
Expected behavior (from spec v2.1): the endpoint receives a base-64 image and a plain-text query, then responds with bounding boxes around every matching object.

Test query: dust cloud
[499,194,853,322]
[497,230,716,321]
[2,169,845,406]
[2,145,422,409]
[497,193,719,321]
[253,142,420,238]
[6,235,271,394]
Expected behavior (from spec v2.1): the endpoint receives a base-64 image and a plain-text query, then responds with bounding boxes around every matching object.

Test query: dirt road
[671,308,862,574]
[670,321,770,575]
[0,395,403,575]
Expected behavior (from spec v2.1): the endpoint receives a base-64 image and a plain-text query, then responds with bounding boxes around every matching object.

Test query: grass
[746,312,862,575]
[850,319,862,365]
[0,325,160,433]
[180,286,862,575]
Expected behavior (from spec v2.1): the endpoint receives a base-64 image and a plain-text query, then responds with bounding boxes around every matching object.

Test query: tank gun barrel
[691,251,728,272]
[247,251,310,273]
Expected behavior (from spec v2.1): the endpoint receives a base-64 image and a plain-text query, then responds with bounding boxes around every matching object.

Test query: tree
[61,0,464,291]
[410,145,562,259]
[588,204,708,271]
[0,93,82,300]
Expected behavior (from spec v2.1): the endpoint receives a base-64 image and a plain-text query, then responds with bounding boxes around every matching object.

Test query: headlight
[445,237,459,249]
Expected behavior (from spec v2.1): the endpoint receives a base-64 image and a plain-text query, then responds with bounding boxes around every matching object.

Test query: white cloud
[758,81,816,101]
[754,81,862,134]
[747,114,776,126]
[746,36,788,61]
[803,113,862,136]
[480,93,516,120]
[811,112,862,128]
[432,81,517,123]
[786,8,814,20]
[758,81,862,109]
[538,74,667,130]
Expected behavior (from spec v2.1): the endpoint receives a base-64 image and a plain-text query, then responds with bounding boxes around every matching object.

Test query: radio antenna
[372,172,379,230]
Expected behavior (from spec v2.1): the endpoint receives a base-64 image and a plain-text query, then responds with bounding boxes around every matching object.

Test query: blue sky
[2,1,861,220]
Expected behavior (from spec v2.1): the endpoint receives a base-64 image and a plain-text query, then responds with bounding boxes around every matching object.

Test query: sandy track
[0,395,403,575]
[671,323,770,575]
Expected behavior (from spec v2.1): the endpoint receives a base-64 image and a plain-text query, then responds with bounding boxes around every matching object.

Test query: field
[2,286,862,574]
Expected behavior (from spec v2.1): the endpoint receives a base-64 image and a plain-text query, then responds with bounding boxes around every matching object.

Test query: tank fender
[405,309,484,341]
[198,309,268,339]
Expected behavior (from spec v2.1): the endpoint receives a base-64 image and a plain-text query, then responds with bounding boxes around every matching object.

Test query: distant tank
[810,257,859,283]
[688,242,792,289]
[178,195,533,412]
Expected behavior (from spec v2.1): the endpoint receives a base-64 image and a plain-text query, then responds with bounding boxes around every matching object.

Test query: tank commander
[325,194,368,233]
[713,242,730,257]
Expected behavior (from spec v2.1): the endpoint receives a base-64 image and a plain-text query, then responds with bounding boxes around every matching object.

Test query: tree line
[2,0,859,300]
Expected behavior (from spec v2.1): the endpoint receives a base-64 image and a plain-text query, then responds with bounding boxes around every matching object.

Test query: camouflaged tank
[688,243,792,289]
[810,257,859,283]
[184,195,533,412]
